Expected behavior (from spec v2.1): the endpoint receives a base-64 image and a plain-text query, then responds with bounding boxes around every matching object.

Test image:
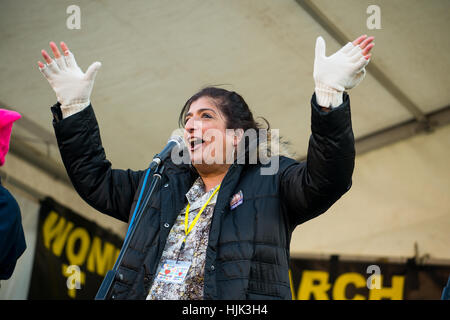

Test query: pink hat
[0,109,21,166]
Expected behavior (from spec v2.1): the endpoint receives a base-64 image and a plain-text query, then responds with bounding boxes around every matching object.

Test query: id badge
[155,260,192,284]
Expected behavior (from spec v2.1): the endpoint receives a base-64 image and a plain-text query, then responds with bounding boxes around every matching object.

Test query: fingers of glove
[340,42,354,54]
[354,56,369,71]
[348,44,364,59]
[64,51,78,69]
[359,36,374,50]
[85,61,102,81]
[60,41,69,56]
[349,49,364,63]
[59,41,78,68]
[41,49,53,64]
[40,49,61,74]
[362,42,374,56]
[55,56,67,70]
[352,35,367,46]
[47,60,60,74]
[38,63,52,80]
[48,42,67,70]
[315,36,326,58]
[49,41,62,59]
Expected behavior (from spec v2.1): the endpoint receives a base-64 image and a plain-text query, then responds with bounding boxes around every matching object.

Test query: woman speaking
[38,35,374,300]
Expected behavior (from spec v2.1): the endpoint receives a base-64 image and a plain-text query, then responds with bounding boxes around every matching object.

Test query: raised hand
[313,35,375,108]
[38,41,101,118]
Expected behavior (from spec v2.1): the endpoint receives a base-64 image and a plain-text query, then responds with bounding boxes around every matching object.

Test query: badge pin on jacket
[230,190,243,210]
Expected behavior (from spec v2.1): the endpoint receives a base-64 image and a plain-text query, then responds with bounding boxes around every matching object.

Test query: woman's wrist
[61,100,90,119]
[315,81,343,108]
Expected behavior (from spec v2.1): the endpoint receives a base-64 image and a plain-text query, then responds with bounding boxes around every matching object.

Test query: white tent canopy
[0,0,449,262]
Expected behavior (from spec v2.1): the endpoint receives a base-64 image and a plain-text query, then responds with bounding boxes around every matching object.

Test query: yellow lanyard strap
[184,184,221,242]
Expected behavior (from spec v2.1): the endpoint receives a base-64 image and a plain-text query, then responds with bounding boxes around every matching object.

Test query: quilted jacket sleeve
[279,92,355,230]
[51,103,144,222]
[0,183,26,280]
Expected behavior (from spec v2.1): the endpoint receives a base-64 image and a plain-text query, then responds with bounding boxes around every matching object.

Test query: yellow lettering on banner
[42,210,74,256]
[332,272,366,300]
[41,208,123,290]
[369,275,405,300]
[289,269,296,300]
[65,227,90,266]
[114,247,120,262]
[87,237,119,276]
[297,270,331,300]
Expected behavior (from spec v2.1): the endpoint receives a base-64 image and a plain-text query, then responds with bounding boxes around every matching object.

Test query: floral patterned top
[146,177,218,300]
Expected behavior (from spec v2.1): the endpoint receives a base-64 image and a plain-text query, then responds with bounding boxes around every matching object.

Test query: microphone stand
[95,161,165,300]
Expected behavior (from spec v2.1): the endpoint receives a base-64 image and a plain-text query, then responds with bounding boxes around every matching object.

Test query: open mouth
[189,137,205,151]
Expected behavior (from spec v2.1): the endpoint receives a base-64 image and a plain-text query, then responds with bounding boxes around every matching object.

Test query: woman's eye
[184,113,212,125]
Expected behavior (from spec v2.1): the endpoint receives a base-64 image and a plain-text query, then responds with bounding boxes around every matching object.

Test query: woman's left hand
[313,34,375,108]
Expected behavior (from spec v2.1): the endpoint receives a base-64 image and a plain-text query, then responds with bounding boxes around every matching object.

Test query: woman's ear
[233,128,244,147]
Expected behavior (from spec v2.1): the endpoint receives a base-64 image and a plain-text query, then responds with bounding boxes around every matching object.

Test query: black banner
[28,198,123,299]
[289,255,450,300]
[27,197,449,300]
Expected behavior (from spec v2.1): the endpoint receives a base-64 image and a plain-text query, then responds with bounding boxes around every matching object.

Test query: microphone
[150,135,185,168]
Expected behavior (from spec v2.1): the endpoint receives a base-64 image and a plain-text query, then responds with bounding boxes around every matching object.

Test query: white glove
[313,36,369,108]
[39,51,101,118]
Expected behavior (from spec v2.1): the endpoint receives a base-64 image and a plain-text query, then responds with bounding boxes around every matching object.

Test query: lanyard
[180,184,221,251]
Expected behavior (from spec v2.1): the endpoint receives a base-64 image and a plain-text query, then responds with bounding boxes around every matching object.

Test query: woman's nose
[184,118,194,133]
[185,118,202,133]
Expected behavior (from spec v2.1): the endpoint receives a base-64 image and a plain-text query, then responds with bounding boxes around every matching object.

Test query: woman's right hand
[38,41,101,118]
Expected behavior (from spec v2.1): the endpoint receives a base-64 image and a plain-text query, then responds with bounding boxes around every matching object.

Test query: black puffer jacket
[51,93,355,300]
